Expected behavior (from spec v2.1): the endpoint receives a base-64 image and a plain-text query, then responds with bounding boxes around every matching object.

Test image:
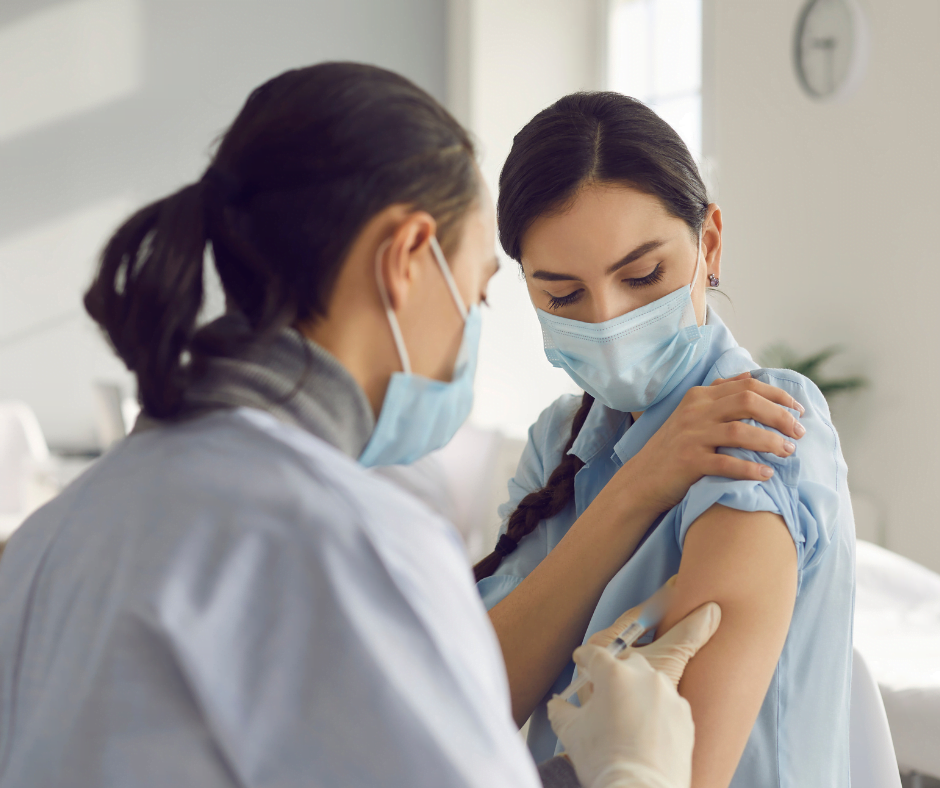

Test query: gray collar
[137,314,375,459]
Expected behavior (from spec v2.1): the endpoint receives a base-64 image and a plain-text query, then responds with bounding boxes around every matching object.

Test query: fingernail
[793,422,806,438]
[760,465,774,478]
[707,602,722,628]
[783,441,796,454]
[794,401,805,414]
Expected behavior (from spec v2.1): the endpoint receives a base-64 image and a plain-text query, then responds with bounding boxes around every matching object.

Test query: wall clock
[794,0,869,101]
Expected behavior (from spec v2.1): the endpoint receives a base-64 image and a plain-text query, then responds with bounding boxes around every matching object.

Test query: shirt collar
[569,399,631,465]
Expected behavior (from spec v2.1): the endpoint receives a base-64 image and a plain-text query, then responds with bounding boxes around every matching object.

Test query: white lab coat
[0,407,540,788]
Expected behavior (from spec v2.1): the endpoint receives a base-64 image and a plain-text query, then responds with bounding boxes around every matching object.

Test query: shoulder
[679,356,846,576]
[752,368,832,422]
[111,411,478,628]
[710,355,840,484]
[709,347,832,423]
[744,366,840,482]
[121,409,455,556]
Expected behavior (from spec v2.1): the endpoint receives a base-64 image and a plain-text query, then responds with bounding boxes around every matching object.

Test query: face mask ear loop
[429,236,468,321]
[690,230,704,289]
[691,229,707,325]
[375,240,412,375]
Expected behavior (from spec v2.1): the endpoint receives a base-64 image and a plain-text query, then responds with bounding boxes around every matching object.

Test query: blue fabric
[478,310,855,787]
[0,409,540,788]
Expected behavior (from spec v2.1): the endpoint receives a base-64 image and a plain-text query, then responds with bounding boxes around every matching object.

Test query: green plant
[758,344,867,398]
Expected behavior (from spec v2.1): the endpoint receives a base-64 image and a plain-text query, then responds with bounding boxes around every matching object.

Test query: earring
[708,273,720,287]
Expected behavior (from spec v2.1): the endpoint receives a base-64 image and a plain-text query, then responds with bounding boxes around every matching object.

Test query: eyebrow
[530,239,668,282]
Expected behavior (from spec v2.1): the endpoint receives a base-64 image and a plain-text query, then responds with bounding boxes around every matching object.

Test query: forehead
[521,184,678,270]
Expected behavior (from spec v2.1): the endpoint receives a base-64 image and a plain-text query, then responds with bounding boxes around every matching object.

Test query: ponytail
[84,63,478,422]
[84,182,208,418]
[474,392,595,582]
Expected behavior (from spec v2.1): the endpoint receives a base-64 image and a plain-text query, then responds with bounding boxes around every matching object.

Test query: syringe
[558,579,675,701]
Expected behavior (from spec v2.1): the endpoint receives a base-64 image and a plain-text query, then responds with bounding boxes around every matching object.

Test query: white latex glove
[549,599,721,788]
[548,648,694,788]
[584,589,722,696]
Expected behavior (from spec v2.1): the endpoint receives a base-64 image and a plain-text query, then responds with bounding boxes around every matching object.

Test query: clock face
[795,0,867,100]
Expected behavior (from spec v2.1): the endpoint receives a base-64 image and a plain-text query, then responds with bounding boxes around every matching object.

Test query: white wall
[705,0,940,570]
[451,0,605,440]
[0,0,446,450]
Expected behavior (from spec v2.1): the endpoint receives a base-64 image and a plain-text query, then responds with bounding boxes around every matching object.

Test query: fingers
[655,602,721,658]
[575,644,648,685]
[720,420,797,459]
[635,602,722,688]
[709,376,806,417]
[587,605,642,650]
[546,694,579,733]
[587,577,677,650]
[702,453,775,481]
[715,392,806,442]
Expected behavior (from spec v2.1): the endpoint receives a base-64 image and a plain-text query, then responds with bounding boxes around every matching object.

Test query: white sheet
[854,540,940,778]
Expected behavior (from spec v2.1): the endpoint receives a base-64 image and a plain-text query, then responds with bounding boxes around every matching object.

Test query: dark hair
[474,92,707,580]
[85,62,478,418]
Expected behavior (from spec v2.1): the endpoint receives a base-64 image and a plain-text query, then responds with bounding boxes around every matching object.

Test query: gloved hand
[584,580,721,692]
[548,648,694,788]
[548,594,721,788]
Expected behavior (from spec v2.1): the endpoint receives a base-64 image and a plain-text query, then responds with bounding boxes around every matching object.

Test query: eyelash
[546,263,666,310]
[548,291,583,310]
[626,263,664,289]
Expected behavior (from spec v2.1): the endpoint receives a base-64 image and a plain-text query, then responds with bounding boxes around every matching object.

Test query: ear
[703,203,723,280]
[379,211,438,312]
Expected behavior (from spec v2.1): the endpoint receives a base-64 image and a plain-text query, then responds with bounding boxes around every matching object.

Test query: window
[607,0,703,162]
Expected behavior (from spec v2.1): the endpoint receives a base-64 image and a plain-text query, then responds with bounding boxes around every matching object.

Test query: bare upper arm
[656,503,797,788]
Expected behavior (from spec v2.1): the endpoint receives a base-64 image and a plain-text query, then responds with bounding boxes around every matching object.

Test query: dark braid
[474,392,595,582]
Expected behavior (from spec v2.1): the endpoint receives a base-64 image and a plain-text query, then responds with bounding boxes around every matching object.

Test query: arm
[546,603,721,788]
[489,377,805,726]
[490,468,664,726]
[656,504,797,788]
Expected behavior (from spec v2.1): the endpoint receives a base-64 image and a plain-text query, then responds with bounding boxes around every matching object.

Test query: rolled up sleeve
[675,371,839,595]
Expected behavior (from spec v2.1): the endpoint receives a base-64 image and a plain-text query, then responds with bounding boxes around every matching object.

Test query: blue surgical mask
[536,234,712,413]
[359,237,481,467]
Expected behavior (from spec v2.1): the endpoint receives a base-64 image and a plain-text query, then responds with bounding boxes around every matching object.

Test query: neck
[301,308,398,419]
[179,313,376,458]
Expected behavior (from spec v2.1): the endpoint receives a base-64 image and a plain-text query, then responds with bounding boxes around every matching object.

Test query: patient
[475,92,855,788]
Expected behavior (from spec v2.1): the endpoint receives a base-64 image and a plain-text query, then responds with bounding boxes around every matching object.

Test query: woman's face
[519,183,721,325]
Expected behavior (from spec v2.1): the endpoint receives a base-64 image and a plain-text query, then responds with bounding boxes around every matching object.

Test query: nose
[587,290,627,324]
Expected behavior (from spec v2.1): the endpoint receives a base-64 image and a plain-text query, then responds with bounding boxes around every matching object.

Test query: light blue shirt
[479,310,856,788]
[0,408,540,788]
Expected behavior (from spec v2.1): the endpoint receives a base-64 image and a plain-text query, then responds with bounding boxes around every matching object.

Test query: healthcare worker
[0,64,792,788]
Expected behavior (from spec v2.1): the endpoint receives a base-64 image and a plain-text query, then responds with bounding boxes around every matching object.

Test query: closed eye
[625,263,665,289]
[548,289,584,310]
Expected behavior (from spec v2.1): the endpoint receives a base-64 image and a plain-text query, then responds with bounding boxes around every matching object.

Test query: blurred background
[4,0,939,563]
[1,0,940,782]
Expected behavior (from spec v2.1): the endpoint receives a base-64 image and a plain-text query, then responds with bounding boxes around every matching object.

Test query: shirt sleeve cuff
[676,473,807,593]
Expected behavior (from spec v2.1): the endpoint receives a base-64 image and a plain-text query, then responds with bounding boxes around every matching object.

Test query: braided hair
[474,92,708,580]
[474,392,594,581]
